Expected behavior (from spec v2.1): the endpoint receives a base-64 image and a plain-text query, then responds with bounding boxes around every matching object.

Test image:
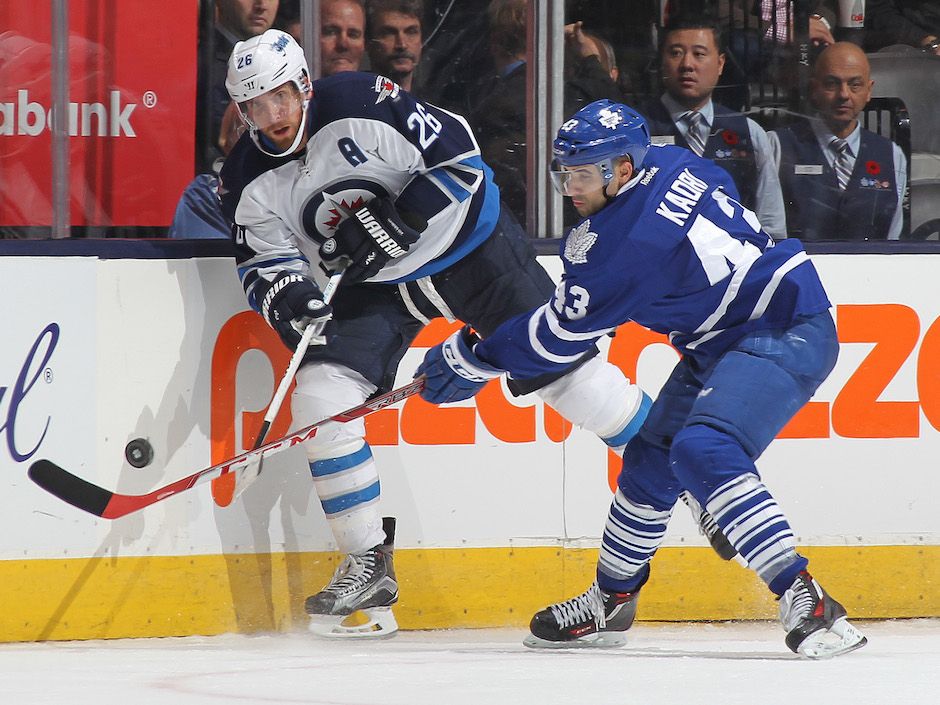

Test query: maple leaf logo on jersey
[598,108,622,129]
[564,219,597,265]
[373,75,401,104]
[324,195,367,230]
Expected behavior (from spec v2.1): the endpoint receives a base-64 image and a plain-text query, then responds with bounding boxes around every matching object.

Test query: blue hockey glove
[415,326,503,404]
[259,272,332,349]
[319,197,423,284]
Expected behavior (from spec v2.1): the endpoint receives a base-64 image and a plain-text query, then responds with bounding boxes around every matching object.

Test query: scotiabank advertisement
[0,2,197,226]
[1,251,939,559]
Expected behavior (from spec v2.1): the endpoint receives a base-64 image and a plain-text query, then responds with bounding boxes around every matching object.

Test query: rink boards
[1,241,938,642]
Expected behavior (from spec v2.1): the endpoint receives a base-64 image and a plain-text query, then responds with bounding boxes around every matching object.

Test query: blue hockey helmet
[550,100,651,195]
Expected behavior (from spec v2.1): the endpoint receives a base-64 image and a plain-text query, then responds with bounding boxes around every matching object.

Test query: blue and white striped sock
[705,473,806,589]
[310,441,384,553]
[598,488,672,592]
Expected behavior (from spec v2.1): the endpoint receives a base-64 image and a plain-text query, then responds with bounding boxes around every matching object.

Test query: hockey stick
[212,269,344,506]
[27,377,426,520]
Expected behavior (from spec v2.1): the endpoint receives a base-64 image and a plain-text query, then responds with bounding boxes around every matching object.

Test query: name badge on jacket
[794,164,824,175]
[651,135,676,146]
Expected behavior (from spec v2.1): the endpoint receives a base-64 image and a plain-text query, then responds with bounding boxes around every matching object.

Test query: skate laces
[780,573,821,631]
[549,583,608,629]
[326,551,378,596]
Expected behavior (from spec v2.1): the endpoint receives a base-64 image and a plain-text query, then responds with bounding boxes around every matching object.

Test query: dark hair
[659,11,726,56]
[277,0,366,28]
[366,0,424,34]
[487,0,526,58]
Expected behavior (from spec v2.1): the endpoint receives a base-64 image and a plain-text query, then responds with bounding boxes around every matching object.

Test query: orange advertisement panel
[0,1,198,226]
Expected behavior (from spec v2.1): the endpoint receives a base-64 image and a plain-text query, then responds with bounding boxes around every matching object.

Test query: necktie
[831,138,852,191]
[684,111,706,157]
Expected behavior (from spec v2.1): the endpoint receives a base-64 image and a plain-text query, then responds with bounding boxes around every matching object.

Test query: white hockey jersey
[219,72,501,312]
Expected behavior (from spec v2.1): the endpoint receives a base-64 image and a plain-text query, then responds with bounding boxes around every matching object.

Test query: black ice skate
[523,582,640,649]
[778,570,867,659]
[679,491,741,563]
[305,517,399,639]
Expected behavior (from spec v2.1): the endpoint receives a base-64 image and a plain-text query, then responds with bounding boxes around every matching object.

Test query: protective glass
[238,83,304,131]
[549,163,606,196]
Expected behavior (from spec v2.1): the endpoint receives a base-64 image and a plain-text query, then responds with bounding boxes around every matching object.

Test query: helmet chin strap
[602,157,632,205]
[252,97,311,158]
[602,178,619,206]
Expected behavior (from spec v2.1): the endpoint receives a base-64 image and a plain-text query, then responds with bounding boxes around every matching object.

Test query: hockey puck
[125,438,154,468]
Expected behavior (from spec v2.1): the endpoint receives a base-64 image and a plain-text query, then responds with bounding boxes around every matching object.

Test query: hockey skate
[523,582,640,649]
[679,490,743,563]
[778,570,867,659]
[305,517,399,639]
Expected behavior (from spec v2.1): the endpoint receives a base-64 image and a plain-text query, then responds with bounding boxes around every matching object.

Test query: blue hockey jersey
[219,72,500,312]
[476,144,831,378]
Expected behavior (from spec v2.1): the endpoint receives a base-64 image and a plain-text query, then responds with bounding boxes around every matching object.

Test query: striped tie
[831,137,852,191]
[684,111,706,157]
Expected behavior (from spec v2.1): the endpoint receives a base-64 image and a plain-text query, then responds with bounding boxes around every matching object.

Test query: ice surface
[1,620,937,704]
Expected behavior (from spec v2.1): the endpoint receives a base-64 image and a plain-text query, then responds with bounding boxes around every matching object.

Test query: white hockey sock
[310,441,385,554]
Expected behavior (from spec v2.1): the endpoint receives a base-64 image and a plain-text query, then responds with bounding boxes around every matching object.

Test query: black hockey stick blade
[29,460,113,517]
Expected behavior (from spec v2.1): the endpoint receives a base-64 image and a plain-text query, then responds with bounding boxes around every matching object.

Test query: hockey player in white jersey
[416,100,868,659]
[219,30,651,638]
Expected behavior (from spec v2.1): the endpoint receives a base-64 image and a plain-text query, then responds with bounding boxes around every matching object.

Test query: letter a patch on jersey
[564,219,597,265]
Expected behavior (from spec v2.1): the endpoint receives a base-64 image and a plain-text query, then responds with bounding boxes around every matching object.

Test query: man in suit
[769,42,908,240]
[640,11,787,239]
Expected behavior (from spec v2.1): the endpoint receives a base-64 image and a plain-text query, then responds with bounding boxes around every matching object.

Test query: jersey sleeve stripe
[527,305,592,365]
[543,304,617,341]
[427,169,472,203]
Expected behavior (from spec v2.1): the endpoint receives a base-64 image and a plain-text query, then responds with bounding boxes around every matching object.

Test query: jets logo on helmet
[225,29,312,158]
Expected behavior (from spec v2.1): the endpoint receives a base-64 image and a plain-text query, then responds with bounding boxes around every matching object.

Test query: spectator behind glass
[467,0,621,228]
[706,1,836,109]
[195,0,279,175]
[638,12,787,239]
[768,42,908,240]
[173,0,365,239]
[864,0,940,54]
[366,0,423,92]
[277,0,367,75]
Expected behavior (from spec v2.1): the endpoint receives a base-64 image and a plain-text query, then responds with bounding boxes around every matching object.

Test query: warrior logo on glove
[319,196,425,284]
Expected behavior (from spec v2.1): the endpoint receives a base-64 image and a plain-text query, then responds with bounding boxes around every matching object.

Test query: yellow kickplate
[1,545,936,642]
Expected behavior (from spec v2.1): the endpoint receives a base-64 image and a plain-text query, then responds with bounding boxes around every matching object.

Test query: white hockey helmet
[225,29,312,157]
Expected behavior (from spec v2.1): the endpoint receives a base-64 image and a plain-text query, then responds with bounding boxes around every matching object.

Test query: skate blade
[308,607,399,639]
[522,631,627,650]
[797,617,868,659]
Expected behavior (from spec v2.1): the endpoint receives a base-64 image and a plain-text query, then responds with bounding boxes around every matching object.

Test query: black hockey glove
[259,272,333,350]
[319,197,423,284]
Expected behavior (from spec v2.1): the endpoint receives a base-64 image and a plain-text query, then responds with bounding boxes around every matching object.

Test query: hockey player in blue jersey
[416,100,868,658]
[219,31,651,638]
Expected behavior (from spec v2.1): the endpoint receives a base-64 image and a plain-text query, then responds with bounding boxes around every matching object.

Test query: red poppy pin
[866,160,881,175]
[722,130,739,146]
